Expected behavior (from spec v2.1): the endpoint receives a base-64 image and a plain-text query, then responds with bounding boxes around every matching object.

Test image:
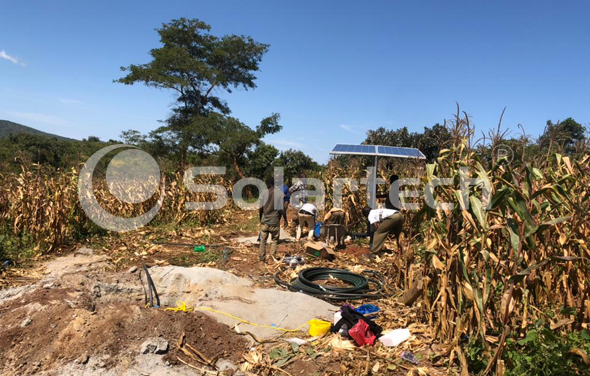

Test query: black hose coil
[274,267,391,301]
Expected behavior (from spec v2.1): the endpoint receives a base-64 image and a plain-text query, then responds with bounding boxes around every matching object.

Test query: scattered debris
[140,338,169,354]
[193,245,207,253]
[308,319,331,336]
[282,255,305,268]
[399,277,424,306]
[304,242,336,260]
[1,216,450,375]
[401,351,419,365]
[349,319,377,346]
[379,328,411,347]
[284,337,309,346]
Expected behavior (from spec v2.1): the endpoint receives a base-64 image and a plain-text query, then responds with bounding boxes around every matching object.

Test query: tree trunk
[178,147,187,173]
[233,157,245,179]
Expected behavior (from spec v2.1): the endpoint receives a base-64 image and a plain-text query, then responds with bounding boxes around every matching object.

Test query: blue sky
[1,0,589,163]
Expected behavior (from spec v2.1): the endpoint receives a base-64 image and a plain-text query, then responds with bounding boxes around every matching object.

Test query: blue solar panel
[378,146,425,158]
[406,149,423,157]
[331,144,375,155]
[397,148,410,156]
[331,144,425,159]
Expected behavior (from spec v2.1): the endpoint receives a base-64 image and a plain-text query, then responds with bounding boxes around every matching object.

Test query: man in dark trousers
[259,176,282,262]
[362,206,404,254]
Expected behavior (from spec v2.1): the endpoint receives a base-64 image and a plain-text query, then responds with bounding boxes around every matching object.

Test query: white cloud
[5,111,68,128]
[339,124,362,134]
[267,138,305,149]
[0,50,24,66]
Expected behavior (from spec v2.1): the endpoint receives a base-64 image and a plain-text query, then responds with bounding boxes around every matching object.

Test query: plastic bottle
[193,245,206,252]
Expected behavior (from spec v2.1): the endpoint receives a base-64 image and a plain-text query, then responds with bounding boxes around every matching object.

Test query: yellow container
[308,319,331,337]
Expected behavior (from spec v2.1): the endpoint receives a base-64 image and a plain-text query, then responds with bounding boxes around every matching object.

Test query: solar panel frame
[331,144,425,159]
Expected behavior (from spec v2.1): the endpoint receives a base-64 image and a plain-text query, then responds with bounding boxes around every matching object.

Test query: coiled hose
[274,267,391,301]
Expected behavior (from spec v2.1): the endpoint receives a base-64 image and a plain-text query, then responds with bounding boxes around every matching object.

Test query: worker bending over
[362,206,404,254]
[297,202,318,241]
[324,207,349,247]
[324,207,348,225]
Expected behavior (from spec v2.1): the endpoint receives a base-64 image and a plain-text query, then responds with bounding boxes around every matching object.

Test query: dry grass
[0,167,234,253]
[319,111,589,374]
[396,112,589,374]
[1,115,589,374]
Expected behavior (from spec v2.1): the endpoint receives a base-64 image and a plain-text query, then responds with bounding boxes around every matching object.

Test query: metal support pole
[369,155,378,209]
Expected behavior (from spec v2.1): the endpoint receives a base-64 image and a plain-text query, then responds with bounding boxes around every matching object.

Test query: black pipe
[142,264,160,308]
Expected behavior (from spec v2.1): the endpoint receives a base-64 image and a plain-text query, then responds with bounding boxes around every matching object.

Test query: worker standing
[376,174,400,210]
[362,206,404,254]
[259,177,282,262]
[280,181,290,226]
[296,202,318,241]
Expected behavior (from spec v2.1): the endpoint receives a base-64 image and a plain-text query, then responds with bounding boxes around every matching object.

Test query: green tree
[417,124,452,162]
[274,149,319,181]
[363,124,451,161]
[214,113,281,178]
[244,143,279,178]
[365,126,420,149]
[116,18,270,170]
[538,118,586,155]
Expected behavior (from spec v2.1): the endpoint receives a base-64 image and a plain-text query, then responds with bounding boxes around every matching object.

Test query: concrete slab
[149,266,337,338]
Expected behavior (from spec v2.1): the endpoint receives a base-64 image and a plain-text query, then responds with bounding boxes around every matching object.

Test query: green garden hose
[274,267,391,301]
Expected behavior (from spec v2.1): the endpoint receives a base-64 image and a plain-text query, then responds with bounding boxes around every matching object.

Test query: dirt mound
[1,292,246,375]
[0,250,339,375]
[0,256,249,376]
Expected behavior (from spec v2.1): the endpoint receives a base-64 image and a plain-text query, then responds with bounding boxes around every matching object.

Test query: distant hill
[0,119,77,141]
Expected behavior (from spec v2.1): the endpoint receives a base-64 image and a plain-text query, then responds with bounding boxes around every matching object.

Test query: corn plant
[407,112,590,375]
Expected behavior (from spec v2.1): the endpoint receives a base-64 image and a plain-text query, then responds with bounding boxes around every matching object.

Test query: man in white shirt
[297,202,318,241]
[362,207,404,254]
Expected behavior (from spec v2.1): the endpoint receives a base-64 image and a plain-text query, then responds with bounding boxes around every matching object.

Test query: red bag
[348,319,377,346]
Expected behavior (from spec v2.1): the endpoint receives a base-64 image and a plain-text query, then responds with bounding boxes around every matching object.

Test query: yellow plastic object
[308,319,331,337]
[165,301,194,312]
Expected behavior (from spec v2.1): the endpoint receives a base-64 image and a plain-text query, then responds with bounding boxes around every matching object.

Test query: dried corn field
[320,116,590,373]
[0,167,234,253]
[1,115,589,374]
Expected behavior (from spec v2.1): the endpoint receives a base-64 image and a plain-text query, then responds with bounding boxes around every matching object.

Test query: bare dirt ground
[0,251,249,376]
[0,212,455,375]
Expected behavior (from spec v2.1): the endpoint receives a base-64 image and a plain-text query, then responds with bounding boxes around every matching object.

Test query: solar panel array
[331,144,376,154]
[377,146,425,158]
[330,144,425,159]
